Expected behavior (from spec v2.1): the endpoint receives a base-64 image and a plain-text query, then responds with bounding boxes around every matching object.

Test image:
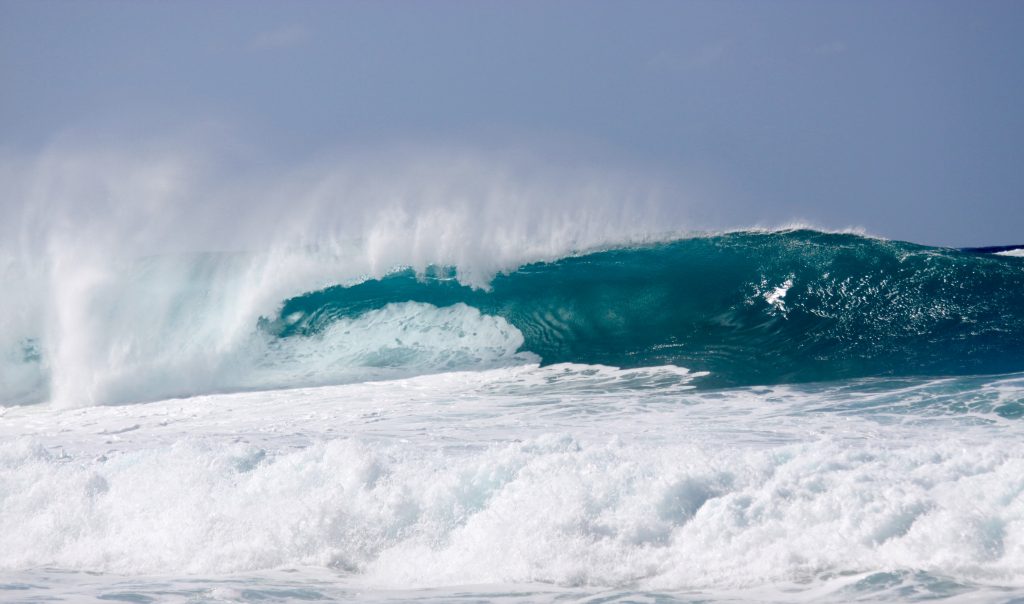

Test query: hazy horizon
[2,0,1023,247]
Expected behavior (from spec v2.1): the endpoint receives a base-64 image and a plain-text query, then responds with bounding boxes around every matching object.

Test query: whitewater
[2,185,1024,602]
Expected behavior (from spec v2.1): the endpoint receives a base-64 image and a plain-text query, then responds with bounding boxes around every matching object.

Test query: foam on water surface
[2,367,1023,602]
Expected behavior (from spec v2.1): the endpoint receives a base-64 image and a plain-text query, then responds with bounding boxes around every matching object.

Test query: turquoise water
[270,231,1024,387]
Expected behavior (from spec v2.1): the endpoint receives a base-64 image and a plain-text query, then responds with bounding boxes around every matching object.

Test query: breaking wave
[2,230,1023,406]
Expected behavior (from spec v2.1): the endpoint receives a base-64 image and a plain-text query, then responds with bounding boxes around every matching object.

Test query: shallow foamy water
[2,365,1023,602]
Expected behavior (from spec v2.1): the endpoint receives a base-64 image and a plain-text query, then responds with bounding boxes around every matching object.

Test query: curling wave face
[2,230,1023,406]
[272,230,1024,387]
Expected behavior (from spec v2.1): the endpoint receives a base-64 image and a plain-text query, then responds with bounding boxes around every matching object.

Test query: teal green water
[267,231,1024,387]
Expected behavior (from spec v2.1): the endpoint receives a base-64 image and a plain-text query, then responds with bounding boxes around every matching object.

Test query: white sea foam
[252,302,537,390]
[763,277,793,314]
[996,248,1024,257]
[7,436,1019,586]
[1,369,1022,601]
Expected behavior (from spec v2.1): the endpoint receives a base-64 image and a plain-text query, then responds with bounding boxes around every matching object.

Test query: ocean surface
[2,230,1023,602]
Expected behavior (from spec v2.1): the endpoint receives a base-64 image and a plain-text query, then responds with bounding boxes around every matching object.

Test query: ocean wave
[270,230,1024,388]
[3,230,1023,406]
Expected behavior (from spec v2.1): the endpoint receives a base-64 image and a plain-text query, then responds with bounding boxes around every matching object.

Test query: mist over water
[0,141,684,407]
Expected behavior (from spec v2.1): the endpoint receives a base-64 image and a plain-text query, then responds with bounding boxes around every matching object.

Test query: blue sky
[2,0,1023,246]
